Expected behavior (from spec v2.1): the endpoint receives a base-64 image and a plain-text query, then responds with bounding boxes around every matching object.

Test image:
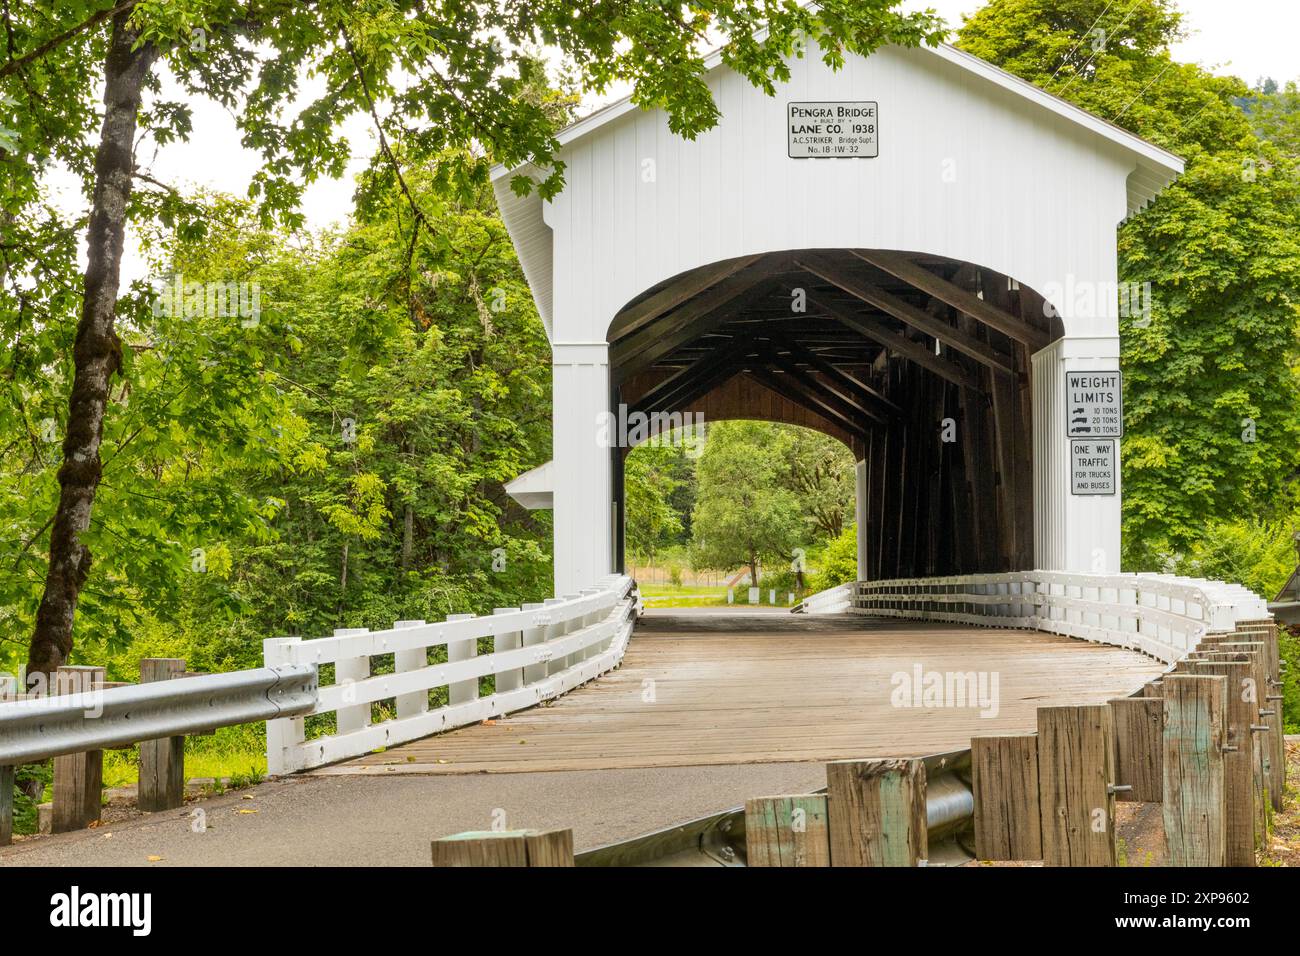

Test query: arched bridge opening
[608,249,1064,580]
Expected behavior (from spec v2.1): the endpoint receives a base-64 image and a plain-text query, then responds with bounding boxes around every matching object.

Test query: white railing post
[263,636,305,775]
[446,613,478,706]
[493,608,523,693]
[394,620,428,720]
[543,597,567,676]
[521,602,548,685]
[333,628,371,735]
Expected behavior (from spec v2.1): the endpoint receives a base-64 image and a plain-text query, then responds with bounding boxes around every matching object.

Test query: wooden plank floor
[316,612,1163,776]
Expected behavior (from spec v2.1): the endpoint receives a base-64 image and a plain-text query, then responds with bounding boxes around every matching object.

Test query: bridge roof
[493,41,1184,331]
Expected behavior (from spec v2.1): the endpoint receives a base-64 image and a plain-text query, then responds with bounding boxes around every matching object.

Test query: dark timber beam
[746,363,870,442]
[769,335,903,420]
[630,337,759,414]
[852,250,1052,352]
[609,254,763,340]
[796,254,1015,375]
[763,348,889,428]
[809,295,982,391]
[611,271,781,381]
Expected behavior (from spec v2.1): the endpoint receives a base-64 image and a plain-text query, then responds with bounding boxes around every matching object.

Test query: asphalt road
[0,762,828,867]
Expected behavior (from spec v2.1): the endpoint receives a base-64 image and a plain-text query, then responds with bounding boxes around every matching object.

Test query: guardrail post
[826,758,927,866]
[52,665,105,833]
[333,628,372,734]
[543,597,566,677]
[0,763,13,846]
[446,614,478,706]
[1036,704,1116,866]
[431,828,574,866]
[1107,697,1162,802]
[520,603,547,685]
[493,609,523,693]
[1162,674,1227,866]
[263,637,306,776]
[1218,637,1283,814]
[971,734,1042,861]
[745,795,831,867]
[393,621,429,720]
[1192,659,1257,865]
[138,658,186,812]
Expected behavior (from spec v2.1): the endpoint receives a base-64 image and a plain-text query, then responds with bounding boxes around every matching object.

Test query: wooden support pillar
[1162,674,1227,866]
[431,828,574,867]
[826,758,927,867]
[745,795,832,867]
[1220,638,1284,813]
[1194,658,1260,864]
[971,734,1042,861]
[1108,697,1162,802]
[0,763,13,847]
[52,665,105,833]
[1036,705,1117,866]
[138,658,187,812]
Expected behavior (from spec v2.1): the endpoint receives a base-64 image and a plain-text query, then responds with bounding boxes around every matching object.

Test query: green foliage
[1171,519,1297,599]
[1279,629,1300,735]
[623,442,688,562]
[808,523,860,592]
[689,422,804,586]
[957,0,1300,566]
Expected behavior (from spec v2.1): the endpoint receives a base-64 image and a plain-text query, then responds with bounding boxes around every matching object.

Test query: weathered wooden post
[1162,674,1227,866]
[1192,660,1256,865]
[0,763,13,847]
[826,758,927,866]
[745,795,831,867]
[1036,705,1117,866]
[431,828,574,866]
[137,658,187,812]
[52,665,106,833]
[971,733,1042,861]
[1108,696,1163,801]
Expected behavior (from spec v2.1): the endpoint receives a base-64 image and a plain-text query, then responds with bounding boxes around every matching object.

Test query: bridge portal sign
[1070,439,1117,496]
[1065,370,1123,438]
[788,102,878,158]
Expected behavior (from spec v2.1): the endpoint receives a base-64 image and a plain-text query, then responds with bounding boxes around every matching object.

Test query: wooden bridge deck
[315,611,1163,776]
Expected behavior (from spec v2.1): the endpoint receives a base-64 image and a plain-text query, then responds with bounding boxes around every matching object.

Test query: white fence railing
[799,571,1269,664]
[264,575,639,774]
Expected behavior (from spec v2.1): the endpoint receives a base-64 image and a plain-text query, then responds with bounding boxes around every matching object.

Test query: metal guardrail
[0,665,318,765]
[575,749,974,867]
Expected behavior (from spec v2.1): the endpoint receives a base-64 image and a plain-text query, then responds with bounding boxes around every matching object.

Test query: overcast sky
[99,0,1299,284]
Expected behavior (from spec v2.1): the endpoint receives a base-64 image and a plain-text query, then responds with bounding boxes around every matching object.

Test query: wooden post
[826,758,927,867]
[1192,660,1256,865]
[1108,697,1162,801]
[971,734,1042,861]
[1162,674,1227,866]
[431,828,574,867]
[138,658,186,812]
[51,665,105,833]
[1036,705,1117,866]
[520,603,548,685]
[0,763,13,847]
[745,795,831,867]
[1220,638,1284,812]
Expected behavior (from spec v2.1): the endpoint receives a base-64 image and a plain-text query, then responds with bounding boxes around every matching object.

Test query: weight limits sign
[788,102,878,158]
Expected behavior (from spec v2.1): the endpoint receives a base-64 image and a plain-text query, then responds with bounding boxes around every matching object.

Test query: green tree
[690,422,802,587]
[777,427,856,540]
[957,0,1300,568]
[624,442,684,564]
[2,0,945,679]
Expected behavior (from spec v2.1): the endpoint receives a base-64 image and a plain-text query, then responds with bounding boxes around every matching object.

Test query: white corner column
[551,342,615,595]
[1031,335,1123,574]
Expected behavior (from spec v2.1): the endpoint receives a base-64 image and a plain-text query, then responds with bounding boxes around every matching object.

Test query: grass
[638,582,800,609]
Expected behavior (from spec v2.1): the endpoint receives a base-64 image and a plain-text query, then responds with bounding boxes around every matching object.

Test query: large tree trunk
[26,13,156,687]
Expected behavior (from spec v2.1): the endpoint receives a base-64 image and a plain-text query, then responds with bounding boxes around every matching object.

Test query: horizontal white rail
[265,575,638,774]
[835,570,1268,664]
[0,665,318,765]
